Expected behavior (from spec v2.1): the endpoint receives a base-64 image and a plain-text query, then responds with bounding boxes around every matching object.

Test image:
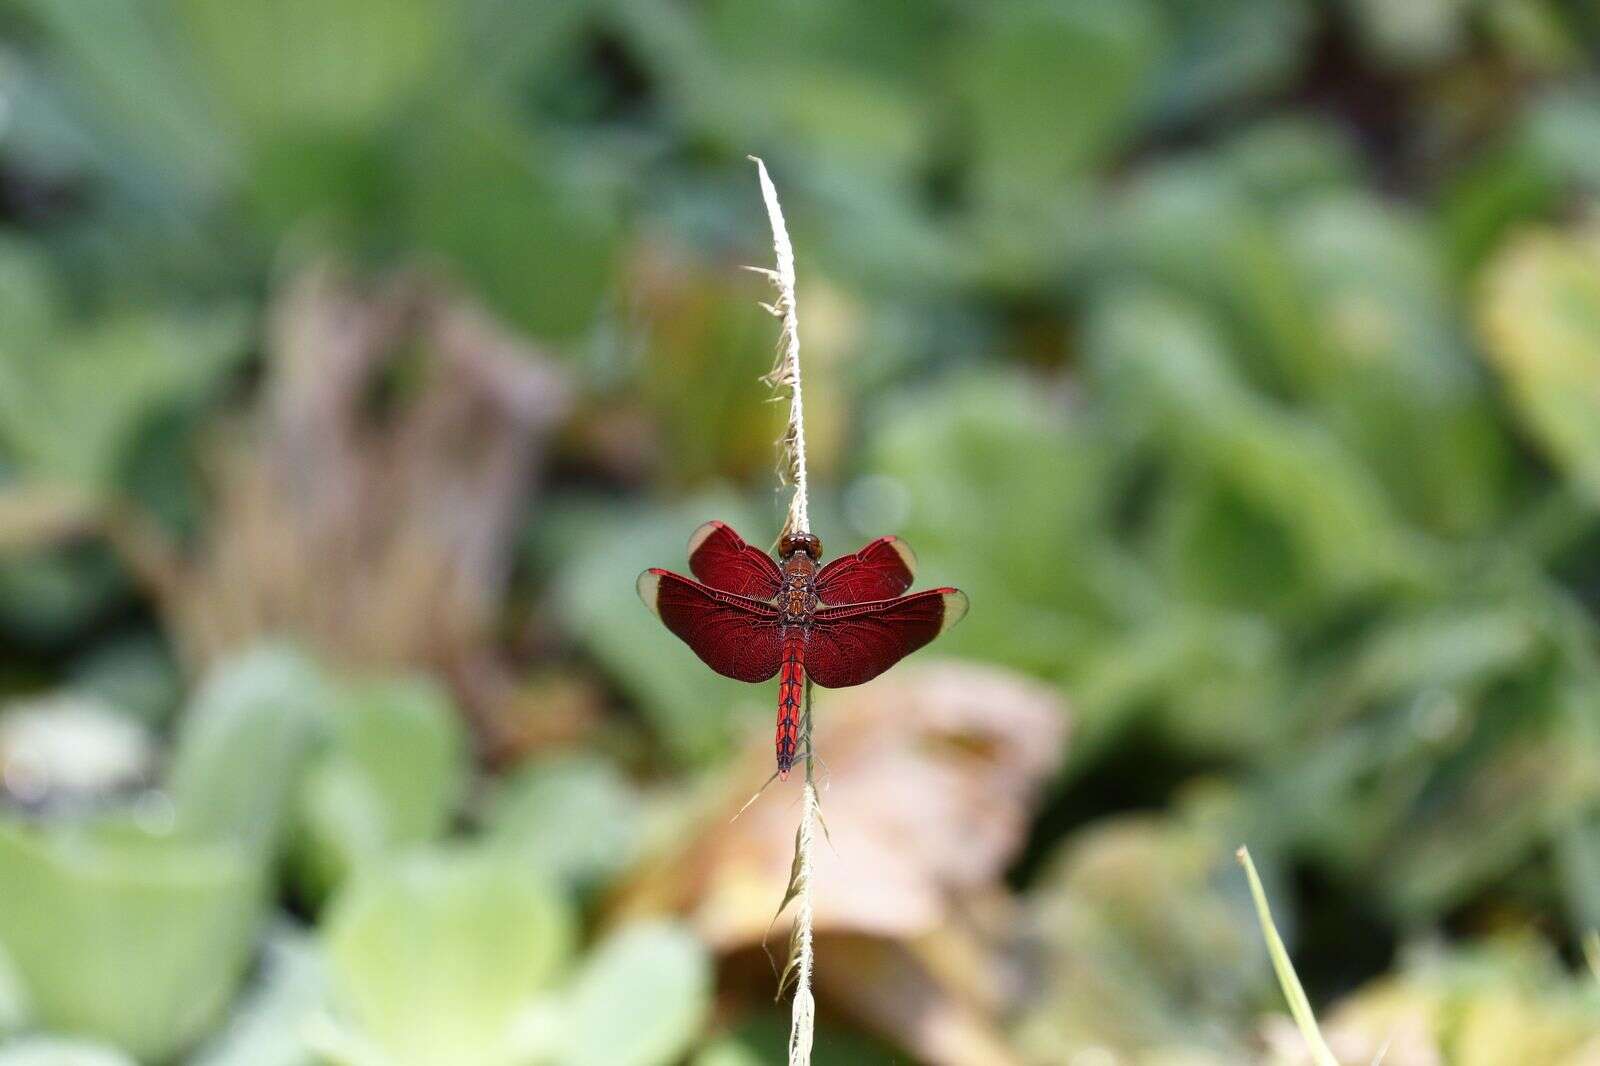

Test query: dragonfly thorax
[779,551,818,622]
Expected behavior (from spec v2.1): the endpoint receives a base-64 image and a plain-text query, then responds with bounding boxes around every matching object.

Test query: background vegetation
[3,0,1600,1063]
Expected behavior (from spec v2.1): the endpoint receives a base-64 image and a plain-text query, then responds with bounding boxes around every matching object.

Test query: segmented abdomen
[775,634,804,778]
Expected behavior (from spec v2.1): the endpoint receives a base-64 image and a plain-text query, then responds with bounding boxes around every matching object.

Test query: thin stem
[1238,847,1341,1066]
[787,682,818,1066]
[750,155,809,537]
[750,155,817,1066]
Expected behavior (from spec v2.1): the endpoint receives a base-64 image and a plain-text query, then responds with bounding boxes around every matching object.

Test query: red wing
[805,588,968,688]
[687,521,782,600]
[814,536,917,605]
[638,569,784,682]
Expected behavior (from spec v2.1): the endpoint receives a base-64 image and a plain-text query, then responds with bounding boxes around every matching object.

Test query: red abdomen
[776,634,804,778]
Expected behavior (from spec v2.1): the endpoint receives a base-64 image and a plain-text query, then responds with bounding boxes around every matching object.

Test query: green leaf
[293,676,468,900]
[1088,286,1425,604]
[0,1038,137,1066]
[1112,168,1510,535]
[552,922,711,1066]
[14,0,236,191]
[1380,679,1600,918]
[1150,0,1313,121]
[0,544,127,648]
[626,254,795,487]
[1107,160,1328,397]
[0,306,248,489]
[1283,193,1510,534]
[1440,144,1564,281]
[1344,0,1472,67]
[67,632,183,727]
[1014,810,1269,1060]
[188,926,326,1066]
[1522,87,1600,195]
[696,0,938,172]
[951,0,1164,197]
[322,846,576,1066]
[1237,846,1340,1066]
[167,645,330,854]
[0,238,63,351]
[0,816,263,1062]
[402,103,620,340]
[0,940,30,1036]
[1478,226,1600,508]
[485,755,644,894]
[172,0,449,134]
[862,373,1116,679]
[1333,604,1541,717]
[1213,119,1362,207]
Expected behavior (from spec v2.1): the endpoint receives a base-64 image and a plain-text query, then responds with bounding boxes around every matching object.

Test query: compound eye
[778,532,823,559]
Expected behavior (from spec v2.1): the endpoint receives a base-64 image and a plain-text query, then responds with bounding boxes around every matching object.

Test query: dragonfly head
[778,531,822,561]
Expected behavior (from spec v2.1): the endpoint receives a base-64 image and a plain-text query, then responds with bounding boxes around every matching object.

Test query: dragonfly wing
[687,521,782,599]
[638,568,784,682]
[805,587,968,688]
[814,536,917,604]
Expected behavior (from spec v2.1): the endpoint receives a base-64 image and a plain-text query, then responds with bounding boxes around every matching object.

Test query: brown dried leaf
[817,935,1026,1066]
[627,663,1066,947]
[614,662,1066,1065]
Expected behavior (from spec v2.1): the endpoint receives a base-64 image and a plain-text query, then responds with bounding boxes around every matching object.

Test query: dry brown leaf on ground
[614,662,1068,1065]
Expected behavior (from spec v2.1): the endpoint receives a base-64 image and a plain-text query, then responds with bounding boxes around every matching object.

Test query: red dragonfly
[638,521,968,778]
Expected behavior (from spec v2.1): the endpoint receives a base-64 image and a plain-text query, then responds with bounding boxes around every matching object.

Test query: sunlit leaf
[188,926,326,1066]
[167,645,329,854]
[552,922,711,1066]
[0,1038,137,1066]
[0,815,262,1061]
[293,676,469,900]
[485,755,644,893]
[322,846,575,1066]
[1479,226,1600,508]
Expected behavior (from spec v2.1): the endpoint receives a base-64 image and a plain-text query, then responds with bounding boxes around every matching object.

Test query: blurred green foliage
[3,0,1600,1063]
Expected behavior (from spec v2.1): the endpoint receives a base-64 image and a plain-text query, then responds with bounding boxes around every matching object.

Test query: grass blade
[1237,846,1341,1066]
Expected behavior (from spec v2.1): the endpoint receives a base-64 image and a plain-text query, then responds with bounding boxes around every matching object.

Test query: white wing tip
[687,521,726,558]
[940,589,969,634]
[637,569,663,616]
[885,536,918,579]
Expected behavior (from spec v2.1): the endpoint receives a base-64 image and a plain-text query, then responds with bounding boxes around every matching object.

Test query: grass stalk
[1237,846,1341,1066]
[749,154,817,1066]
